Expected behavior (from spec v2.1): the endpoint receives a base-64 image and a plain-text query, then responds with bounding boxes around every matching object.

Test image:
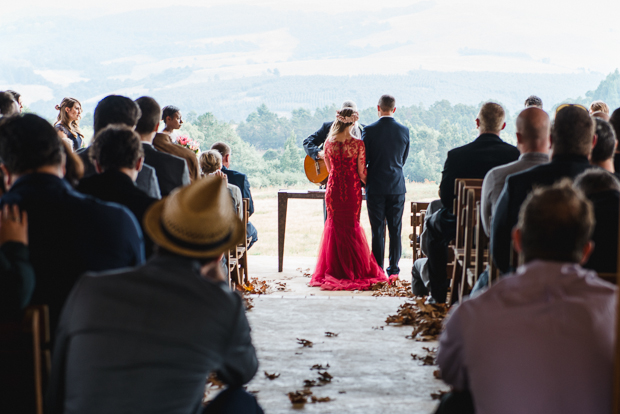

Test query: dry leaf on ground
[297,338,313,348]
[431,390,449,400]
[244,278,271,295]
[288,389,312,404]
[297,267,312,278]
[318,371,333,383]
[264,371,280,380]
[311,363,330,370]
[304,379,317,387]
[433,369,442,379]
[324,332,339,337]
[371,279,414,297]
[311,396,332,403]
[386,298,448,341]
[411,347,438,366]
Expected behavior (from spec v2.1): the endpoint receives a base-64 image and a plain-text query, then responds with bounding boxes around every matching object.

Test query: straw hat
[143,175,245,258]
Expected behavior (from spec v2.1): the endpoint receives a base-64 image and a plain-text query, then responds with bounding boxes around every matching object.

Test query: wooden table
[278,189,366,272]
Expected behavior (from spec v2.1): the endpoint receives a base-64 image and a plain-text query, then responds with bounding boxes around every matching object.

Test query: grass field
[249,181,440,258]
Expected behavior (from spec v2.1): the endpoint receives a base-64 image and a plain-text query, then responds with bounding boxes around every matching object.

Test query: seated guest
[0,114,144,332]
[200,150,243,219]
[47,177,262,414]
[59,139,84,188]
[425,102,519,303]
[135,97,190,196]
[436,182,616,414]
[590,117,618,175]
[492,105,596,273]
[411,199,443,296]
[54,97,84,151]
[77,125,158,257]
[480,107,550,236]
[0,204,35,319]
[524,95,543,109]
[77,95,161,199]
[211,141,258,249]
[589,100,610,115]
[574,169,620,274]
[0,91,19,117]
[153,105,199,181]
[610,108,620,173]
[6,90,23,113]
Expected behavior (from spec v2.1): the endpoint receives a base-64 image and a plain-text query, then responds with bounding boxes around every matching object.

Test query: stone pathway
[243,257,446,413]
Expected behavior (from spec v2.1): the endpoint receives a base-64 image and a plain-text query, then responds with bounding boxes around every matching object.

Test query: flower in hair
[336,110,360,124]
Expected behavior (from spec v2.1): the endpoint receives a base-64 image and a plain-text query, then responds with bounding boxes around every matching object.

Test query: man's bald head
[515,107,550,153]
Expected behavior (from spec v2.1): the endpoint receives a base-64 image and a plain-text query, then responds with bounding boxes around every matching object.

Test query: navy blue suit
[222,166,258,247]
[303,121,333,161]
[1,173,145,332]
[491,154,594,273]
[363,117,410,274]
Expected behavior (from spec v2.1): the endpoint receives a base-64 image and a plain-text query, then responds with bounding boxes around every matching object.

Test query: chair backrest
[411,202,430,261]
[455,183,483,249]
[0,305,50,414]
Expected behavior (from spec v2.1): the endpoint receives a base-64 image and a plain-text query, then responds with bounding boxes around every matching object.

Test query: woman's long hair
[327,108,360,140]
[55,97,83,138]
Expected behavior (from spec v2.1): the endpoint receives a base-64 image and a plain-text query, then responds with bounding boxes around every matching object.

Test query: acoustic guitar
[304,155,329,185]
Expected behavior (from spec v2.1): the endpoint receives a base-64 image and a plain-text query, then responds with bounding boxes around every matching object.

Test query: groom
[363,95,410,278]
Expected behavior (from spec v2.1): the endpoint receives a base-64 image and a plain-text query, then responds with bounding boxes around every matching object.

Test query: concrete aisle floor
[245,294,447,413]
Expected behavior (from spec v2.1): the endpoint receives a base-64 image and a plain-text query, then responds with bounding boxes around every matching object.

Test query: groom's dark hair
[378,95,396,112]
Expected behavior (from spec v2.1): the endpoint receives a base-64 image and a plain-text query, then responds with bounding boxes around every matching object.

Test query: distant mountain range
[0,3,613,120]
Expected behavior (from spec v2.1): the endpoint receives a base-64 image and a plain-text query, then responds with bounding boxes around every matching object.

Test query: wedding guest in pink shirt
[436,181,617,414]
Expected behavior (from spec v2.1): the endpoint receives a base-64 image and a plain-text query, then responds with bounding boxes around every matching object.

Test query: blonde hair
[199,150,222,175]
[328,107,359,139]
[478,102,506,133]
[589,100,610,115]
[55,97,83,138]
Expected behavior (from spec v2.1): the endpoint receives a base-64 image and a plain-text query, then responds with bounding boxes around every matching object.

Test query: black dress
[55,124,83,151]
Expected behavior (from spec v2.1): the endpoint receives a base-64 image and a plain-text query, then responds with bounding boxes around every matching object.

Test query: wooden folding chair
[228,198,251,290]
[458,188,482,302]
[0,305,50,414]
[410,202,430,261]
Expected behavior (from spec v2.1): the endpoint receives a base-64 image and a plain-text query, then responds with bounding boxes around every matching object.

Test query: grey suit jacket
[47,255,258,414]
[77,148,162,199]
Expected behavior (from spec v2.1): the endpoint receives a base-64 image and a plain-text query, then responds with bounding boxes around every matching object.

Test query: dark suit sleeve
[243,176,254,216]
[490,180,514,273]
[303,123,330,160]
[402,127,410,166]
[216,295,258,386]
[0,242,35,314]
[439,154,455,209]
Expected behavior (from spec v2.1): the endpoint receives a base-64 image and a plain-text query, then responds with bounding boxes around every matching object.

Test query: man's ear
[392,107,396,114]
[136,157,144,172]
[94,160,103,174]
[512,227,523,253]
[475,118,481,129]
[580,241,594,265]
[591,134,598,150]
[152,121,160,133]
[501,122,506,131]
[1,164,12,190]
[516,132,523,145]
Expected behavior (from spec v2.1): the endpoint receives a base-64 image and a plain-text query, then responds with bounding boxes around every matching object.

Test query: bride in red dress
[309,108,388,290]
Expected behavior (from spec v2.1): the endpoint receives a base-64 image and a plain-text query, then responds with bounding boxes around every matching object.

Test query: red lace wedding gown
[309,137,388,290]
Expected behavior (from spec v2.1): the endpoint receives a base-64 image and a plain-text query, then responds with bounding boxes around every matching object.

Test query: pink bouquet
[175,135,201,154]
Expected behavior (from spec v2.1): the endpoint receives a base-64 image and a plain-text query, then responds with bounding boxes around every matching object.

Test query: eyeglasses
[555,103,588,115]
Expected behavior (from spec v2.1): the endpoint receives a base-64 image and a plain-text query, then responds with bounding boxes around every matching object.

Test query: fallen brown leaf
[386,298,448,341]
[433,369,442,379]
[411,347,438,366]
[311,363,330,370]
[297,338,313,348]
[304,379,317,387]
[288,390,311,404]
[431,390,449,400]
[318,371,333,383]
[264,371,280,380]
[324,332,339,337]
[371,279,414,297]
[311,396,332,403]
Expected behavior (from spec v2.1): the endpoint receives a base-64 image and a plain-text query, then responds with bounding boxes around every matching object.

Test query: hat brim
[143,198,246,259]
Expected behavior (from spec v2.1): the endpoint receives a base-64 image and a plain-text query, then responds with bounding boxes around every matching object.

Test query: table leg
[278,193,288,272]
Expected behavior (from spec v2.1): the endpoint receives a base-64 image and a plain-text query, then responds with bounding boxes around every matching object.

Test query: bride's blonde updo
[328,107,360,139]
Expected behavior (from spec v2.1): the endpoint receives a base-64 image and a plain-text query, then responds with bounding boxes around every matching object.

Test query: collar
[100,170,138,186]
[142,141,154,147]
[550,153,591,164]
[379,116,394,120]
[474,133,502,142]
[10,172,70,192]
[518,152,549,162]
